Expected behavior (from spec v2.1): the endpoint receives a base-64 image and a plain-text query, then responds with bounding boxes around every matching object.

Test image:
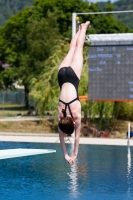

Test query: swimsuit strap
[59,97,79,118]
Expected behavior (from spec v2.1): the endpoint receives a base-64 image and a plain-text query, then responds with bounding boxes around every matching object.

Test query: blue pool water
[0,142,133,200]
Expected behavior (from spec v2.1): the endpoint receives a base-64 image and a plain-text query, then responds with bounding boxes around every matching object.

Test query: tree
[0,7,60,107]
[0,0,33,26]
[0,0,133,116]
[34,0,91,38]
[98,0,133,29]
[0,27,17,89]
[19,13,60,108]
[29,39,69,115]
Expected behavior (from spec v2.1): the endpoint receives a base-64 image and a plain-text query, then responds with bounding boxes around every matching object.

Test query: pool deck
[0,132,132,146]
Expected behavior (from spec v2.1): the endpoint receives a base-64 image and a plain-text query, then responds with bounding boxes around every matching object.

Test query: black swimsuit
[58,67,80,118]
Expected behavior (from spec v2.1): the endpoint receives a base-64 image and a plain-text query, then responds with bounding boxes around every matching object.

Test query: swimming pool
[0,142,132,200]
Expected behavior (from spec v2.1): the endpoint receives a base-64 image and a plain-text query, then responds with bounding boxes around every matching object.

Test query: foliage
[1,0,133,30]
[19,12,60,86]
[0,0,33,26]
[30,39,116,129]
[0,68,18,89]
[29,39,69,116]
[0,7,60,106]
[98,0,133,29]
[34,0,90,38]
[118,102,133,121]
[0,0,133,122]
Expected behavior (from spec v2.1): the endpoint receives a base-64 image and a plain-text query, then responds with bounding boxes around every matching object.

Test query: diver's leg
[70,21,90,79]
[58,28,80,70]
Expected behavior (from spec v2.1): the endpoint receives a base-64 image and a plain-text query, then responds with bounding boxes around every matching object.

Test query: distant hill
[0,0,133,29]
[98,0,133,29]
[0,0,33,26]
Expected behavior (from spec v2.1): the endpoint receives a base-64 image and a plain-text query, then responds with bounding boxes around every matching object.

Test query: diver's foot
[80,21,90,30]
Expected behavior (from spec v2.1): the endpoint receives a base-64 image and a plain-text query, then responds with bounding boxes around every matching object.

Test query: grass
[0,104,27,117]
[0,117,130,138]
[0,104,131,138]
[0,120,58,133]
[0,104,58,134]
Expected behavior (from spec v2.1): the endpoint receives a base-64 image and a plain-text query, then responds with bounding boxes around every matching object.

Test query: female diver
[58,21,90,165]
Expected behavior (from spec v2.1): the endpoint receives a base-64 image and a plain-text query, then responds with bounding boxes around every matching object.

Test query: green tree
[30,39,70,114]
[0,7,60,107]
[0,0,133,118]
[0,0,33,26]
[19,13,60,107]
[34,0,92,38]
[98,0,133,29]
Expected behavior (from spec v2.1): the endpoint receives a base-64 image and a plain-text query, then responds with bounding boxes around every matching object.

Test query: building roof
[86,33,133,45]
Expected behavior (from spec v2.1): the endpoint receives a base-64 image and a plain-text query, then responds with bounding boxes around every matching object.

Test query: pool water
[0,142,133,200]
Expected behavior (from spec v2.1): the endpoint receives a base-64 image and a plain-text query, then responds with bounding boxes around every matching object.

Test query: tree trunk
[84,110,88,124]
[24,85,29,109]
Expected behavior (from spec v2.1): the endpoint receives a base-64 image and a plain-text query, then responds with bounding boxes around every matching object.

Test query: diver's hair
[58,116,74,135]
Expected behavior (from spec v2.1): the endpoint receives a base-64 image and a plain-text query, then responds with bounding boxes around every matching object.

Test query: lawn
[0,120,57,133]
[0,104,131,138]
[0,104,27,117]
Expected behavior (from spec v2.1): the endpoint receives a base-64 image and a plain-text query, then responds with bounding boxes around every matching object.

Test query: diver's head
[58,109,74,135]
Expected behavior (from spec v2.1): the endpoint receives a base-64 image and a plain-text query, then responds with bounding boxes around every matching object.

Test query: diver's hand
[65,154,74,165]
[69,154,77,163]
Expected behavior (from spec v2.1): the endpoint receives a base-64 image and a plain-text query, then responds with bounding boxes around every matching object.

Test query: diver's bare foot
[80,21,90,29]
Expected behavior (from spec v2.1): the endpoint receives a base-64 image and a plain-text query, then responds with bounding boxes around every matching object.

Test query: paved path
[0,132,132,146]
[0,117,40,121]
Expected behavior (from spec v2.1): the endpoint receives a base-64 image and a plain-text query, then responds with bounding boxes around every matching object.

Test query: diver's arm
[58,128,67,157]
[58,128,73,163]
[70,114,81,161]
